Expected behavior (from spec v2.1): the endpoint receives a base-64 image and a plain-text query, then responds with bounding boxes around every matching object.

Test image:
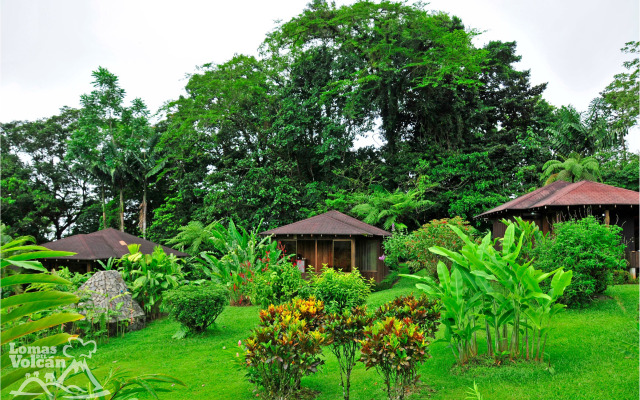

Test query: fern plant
[348,185,432,230]
[542,152,601,185]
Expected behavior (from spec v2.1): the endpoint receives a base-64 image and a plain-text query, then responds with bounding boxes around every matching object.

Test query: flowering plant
[405,217,477,275]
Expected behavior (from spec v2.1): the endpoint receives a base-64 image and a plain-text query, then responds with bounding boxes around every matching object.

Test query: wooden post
[542,215,550,235]
[87,262,92,273]
[314,240,318,274]
[604,209,610,226]
[350,239,356,273]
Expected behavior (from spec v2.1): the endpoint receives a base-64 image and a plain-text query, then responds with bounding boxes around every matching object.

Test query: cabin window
[358,240,378,272]
[333,240,352,272]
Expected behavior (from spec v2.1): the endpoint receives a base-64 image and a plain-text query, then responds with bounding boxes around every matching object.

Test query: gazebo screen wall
[487,205,638,268]
[273,235,388,282]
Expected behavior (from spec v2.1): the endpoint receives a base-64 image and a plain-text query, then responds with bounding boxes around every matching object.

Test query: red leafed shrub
[258,297,326,330]
[375,293,440,338]
[359,317,431,400]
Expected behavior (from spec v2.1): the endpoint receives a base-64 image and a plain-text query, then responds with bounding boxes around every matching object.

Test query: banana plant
[1,235,85,394]
[407,222,573,364]
[82,367,185,400]
[193,219,287,305]
[118,244,184,317]
[523,268,573,361]
[414,262,483,364]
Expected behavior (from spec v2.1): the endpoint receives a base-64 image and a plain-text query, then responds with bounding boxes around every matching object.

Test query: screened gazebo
[476,180,639,271]
[260,211,391,282]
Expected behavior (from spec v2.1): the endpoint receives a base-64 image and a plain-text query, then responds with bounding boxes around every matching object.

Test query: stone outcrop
[75,270,146,331]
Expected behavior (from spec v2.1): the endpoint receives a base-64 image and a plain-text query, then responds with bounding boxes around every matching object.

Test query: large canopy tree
[1,108,94,242]
[601,41,639,155]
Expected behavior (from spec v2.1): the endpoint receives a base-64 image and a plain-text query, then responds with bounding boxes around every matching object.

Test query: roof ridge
[261,210,390,236]
[326,210,390,235]
[325,211,367,231]
[76,234,96,259]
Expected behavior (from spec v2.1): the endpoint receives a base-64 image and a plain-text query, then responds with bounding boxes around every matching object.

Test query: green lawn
[4,280,638,399]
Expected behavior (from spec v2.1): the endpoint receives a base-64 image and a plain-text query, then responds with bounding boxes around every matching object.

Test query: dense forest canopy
[2,1,638,243]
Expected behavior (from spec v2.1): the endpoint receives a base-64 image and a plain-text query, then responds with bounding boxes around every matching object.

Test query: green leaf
[436,261,450,287]
[2,312,84,344]
[1,291,79,310]
[1,259,47,272]
[3,299,81,324]
[1,274,72,288]
[1,333,76,369]
[7,250,75,261]
[502,224,515,254]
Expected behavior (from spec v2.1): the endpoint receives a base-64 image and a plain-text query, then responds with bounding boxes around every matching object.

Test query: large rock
[75,270,146,331]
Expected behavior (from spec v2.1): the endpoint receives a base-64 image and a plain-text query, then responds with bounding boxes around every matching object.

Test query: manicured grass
[3,281,638,399]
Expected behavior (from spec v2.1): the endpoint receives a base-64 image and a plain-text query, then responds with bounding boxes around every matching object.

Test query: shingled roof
[477,180,639,218]
[261,210,391,237]
[41,228,189,260]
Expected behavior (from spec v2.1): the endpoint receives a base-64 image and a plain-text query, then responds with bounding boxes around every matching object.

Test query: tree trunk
[486,322,493,357]
[101,184,107,229]
[141,181,147,239]
[119,188,124,232]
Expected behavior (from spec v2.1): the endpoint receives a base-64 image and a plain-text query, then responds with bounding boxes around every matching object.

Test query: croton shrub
[375,293,440,338]
[243,298,326,399]
[325,306,373,400]
[359,317,431,400]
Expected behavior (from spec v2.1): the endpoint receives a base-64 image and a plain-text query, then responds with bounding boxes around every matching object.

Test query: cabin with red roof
[476,180,639,271]
[260,210,391,282]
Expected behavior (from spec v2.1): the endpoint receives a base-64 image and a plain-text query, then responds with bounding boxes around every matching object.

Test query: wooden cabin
[40,228,189,273]
[476,180,639,274]
[260,210,391,282]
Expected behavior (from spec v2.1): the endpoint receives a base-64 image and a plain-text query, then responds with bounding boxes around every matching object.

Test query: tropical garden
[1,1,638,399]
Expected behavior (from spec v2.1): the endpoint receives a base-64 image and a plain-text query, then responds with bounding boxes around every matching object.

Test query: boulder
[75,270,146,331]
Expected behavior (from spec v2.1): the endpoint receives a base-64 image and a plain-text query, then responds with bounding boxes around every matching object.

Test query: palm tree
[541,152,601,185]
[547,105,610,156]
[129,133,165,239]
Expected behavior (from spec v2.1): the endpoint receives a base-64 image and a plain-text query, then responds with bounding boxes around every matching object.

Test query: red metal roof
[477,180,639,218]
[261,210,391,237]
[41,228,189,260]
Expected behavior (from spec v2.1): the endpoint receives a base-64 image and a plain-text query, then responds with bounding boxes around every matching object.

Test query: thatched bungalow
[261,210,391,282]
[476,180,639,270]
[40,228,189,273]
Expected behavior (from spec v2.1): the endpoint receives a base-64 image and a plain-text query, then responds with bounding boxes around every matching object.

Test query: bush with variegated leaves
[375,293,440,338]
[359,317,430,400]
[243,298,326,399]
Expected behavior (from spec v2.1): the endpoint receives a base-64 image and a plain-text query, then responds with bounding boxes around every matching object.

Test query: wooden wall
[272,235,389,282]
[317,240,333,273]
